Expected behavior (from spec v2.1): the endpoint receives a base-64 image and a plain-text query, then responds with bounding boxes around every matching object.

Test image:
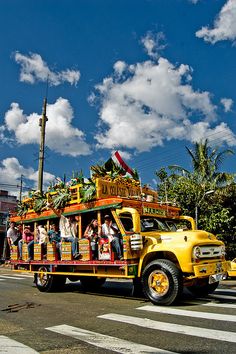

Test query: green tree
[156,140,236,256]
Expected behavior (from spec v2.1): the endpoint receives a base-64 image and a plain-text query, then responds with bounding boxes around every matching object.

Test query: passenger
[84,219,99,259]
[47,202,80,259]
[100,215,123,260]
[28,225,49,261]
[18,225,34,259]
[59,215,80,259]
[7,222,21,248]
[48,224,61,258]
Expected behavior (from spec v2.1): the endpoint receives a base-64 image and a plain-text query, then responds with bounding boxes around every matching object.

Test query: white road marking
[46,324,177,354]
[215,288,236,294]
[183,301,236,309]
[0,275,29,280]
[0,335,39,353]
[202,302,236,308]
[136,305,236,322]
[201,294,236,301]
[2,273,32,278]
[98,313,236,343]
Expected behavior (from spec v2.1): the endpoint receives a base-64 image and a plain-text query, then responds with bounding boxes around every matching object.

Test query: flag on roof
[110,151,136,178]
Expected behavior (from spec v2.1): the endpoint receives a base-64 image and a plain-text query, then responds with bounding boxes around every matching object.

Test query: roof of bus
[10,196,181,223]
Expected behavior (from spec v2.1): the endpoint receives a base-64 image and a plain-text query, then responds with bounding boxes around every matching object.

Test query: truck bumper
[193,260,229,278]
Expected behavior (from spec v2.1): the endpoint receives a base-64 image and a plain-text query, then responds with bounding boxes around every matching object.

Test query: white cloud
[91,54,235,153]
[196,0,236,44]
[0,157,55,197]
[4,98,91,157]
[141,31,166,59]
[14,52,80,86]
[220,97,233,112]
[113,61,127,76]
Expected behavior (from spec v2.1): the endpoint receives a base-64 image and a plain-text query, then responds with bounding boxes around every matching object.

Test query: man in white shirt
[59,215,80,258]
[7,222,21,247]
[48,200,80,259]
[101,215,123,260]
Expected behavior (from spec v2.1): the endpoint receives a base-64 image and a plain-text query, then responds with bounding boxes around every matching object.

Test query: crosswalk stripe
[202,294,236,301]
[98,313,236,343]
[202,302,236,308]
[136,305,236,322]
[0,275,29,280]
[0,335,39,353]
[215,289,236,294]
[183,300,236,309]
[0,273,33,278]
[46,324,177,354]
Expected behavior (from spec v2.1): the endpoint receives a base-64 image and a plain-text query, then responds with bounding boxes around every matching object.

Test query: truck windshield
[141,217,170,232]
[141,217,191,232]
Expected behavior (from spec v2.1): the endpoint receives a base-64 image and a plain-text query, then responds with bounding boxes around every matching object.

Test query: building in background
[0,190,17,260]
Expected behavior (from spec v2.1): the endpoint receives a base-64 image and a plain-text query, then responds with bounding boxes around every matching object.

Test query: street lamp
[195,190,214,229]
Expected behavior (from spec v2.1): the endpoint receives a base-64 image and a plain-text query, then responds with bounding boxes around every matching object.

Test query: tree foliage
[156,140,236,258]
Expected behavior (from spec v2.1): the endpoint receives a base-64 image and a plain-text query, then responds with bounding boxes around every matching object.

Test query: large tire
[188,279,219,297]
[35,266,66,292]
[80,276,106,290]
[141,259,183,306]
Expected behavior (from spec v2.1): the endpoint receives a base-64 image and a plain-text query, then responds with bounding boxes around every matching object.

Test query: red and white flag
[111,151,135,178]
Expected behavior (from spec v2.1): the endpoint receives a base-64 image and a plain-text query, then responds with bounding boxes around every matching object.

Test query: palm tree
[156,139,235,228]
[168,139,235,191]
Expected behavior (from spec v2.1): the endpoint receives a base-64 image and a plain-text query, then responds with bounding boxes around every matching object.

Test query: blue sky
[1,0,236,197]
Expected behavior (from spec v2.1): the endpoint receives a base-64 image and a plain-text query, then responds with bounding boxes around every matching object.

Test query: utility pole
[19,174,23,202]
[37,98,48,194]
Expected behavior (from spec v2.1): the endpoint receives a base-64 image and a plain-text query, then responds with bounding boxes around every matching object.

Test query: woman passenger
[84,219,99,259]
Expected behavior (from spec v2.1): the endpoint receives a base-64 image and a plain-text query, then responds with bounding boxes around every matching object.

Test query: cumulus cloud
[113,61,127,76]
[0,157,55,197]
[90,53,236,153]
[141,31,166,59]
[196,0,236,44]
[220,98,233,112]
[4,98,91,157]
[14,52,80,86]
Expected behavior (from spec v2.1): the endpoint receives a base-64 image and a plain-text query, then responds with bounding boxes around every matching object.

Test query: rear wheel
[80,276,106,290]
[188,278,219,297]
[141,259,183,305]
[35,266,66,292]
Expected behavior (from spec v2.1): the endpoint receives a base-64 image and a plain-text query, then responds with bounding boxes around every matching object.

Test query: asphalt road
[0,265,235,354]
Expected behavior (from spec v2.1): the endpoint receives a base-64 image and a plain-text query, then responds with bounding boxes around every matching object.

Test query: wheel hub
[149,271,169,296]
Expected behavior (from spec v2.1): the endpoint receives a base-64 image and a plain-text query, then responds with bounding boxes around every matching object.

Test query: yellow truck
[9,178,228,305]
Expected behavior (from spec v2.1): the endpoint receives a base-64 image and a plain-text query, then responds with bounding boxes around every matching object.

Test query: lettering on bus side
[143,207,167,216]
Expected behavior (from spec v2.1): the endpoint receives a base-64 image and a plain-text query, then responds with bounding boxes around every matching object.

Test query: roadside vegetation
[156,140,236,259]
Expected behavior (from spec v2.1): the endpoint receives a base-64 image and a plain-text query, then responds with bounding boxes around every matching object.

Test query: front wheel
[141,259,183,305]
[35,266,66,292]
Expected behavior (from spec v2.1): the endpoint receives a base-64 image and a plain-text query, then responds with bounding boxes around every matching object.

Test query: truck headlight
[193,246,201,259]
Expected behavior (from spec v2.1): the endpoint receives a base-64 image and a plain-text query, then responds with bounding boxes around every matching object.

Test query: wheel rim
[37,266,49,287]
[148,270,169,296]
